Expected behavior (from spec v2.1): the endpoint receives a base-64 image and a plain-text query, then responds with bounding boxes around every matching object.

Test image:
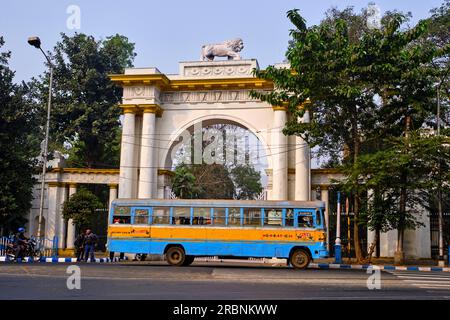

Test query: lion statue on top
[200,38,244,61]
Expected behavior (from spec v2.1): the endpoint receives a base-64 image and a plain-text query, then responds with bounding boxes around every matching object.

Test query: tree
[171,164,236,199]
[62,188,103,229]
[31,33,136,168]
[0,37,40,235]
[251,8,442,262]
[231,165,263,200]
[171,164,201,199]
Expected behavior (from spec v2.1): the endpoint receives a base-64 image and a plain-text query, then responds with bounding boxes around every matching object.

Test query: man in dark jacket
[74,232,85,262]
[84,229,97,262]
[14,227,29,259]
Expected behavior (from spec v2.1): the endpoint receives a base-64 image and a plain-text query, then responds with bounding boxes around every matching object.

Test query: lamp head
[27,36,41,49]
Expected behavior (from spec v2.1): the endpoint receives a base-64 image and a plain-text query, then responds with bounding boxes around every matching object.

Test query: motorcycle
[5,236,42,262]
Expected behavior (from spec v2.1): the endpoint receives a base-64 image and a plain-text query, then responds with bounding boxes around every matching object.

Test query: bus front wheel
[290,249,310,269]
[166,246,185,266]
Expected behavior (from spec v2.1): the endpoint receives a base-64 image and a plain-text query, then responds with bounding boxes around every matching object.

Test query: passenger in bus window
[300,216,312,228]
[285,210,294,226]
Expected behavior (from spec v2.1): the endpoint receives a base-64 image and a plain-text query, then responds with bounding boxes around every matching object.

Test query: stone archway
[160,115,272,170]
[110,59,311,201]
[159,117,270,199]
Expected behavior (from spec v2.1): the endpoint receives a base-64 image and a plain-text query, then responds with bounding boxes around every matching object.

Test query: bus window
[264,209,282,226]
[134,208,149,224]
[174,207,191,225]
[193,207,210,225]
[315,210,323,228]
[285,209,294,226]
[153,207,170,225]
[243,208,261,226]
[212,207,226,225]
[113,206,131,224]
[298,213,313,228]
[228,208,241,226]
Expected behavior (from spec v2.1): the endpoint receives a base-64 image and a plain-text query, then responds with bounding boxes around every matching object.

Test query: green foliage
[0,37,40,235]
[62,188,103,228]
[252,6,448,259]
[30,33,136,168]
[231,165,263,200]
[172,163,261,200]
[171,165,201,199]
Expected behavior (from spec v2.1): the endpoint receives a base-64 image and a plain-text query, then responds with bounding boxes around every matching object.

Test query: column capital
[48,182,65,188]
[139,104,163,117]
[272,101,288,111]
[296,98,311,110]
[108,184,119,189]
[119,104,138,114]
[68,183,77,189]
[158,169,175,176]
[311,184,330,191]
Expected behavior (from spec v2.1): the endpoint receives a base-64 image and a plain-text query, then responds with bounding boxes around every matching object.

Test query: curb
[0,256,127,263]
[196,257,450,272]
[308,262,450,272]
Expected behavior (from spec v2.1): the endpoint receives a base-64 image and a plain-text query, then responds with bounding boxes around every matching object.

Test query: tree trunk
[366,229,379,263]
[353,194,363,262]
[352,109,364,262]
[395,115,411,265]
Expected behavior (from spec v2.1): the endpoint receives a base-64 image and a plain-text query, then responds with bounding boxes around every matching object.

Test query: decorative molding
[51,168,120,175]
[161,90,268,104]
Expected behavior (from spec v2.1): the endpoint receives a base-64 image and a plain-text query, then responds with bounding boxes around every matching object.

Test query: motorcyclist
[14,227,29,259]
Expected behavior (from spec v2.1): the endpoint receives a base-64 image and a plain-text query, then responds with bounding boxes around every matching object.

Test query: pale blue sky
[0,0,444,83]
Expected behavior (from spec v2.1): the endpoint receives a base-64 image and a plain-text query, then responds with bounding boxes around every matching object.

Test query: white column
[57,184,68,249]
[109,184,118,210]
[320,187,330,251]
[46,183,59,242]
[295,110,310,200]
[119,107,136,198]
[66,184,77,249]
[271,106,288,200]
[138,109,156,198]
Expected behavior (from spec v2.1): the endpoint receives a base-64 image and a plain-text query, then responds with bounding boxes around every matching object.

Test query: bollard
[334,243,342,264]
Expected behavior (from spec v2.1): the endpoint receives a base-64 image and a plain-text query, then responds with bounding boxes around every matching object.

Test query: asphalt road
[1,261,449,300]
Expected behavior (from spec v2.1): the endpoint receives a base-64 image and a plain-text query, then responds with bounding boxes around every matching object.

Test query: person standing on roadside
[74,231,85,262]
[84,229,97,262]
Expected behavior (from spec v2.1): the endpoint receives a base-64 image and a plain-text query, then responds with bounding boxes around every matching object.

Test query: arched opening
[163,118,269,199]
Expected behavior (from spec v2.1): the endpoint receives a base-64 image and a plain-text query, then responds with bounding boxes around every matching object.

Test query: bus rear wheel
[166,247,185,266]
[290,249,310,269]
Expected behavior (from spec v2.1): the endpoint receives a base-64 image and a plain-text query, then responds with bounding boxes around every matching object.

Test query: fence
[430,212,450,259]
[0,235,59,258]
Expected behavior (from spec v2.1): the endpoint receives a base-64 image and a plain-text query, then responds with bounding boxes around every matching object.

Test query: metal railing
[0,235,58,258]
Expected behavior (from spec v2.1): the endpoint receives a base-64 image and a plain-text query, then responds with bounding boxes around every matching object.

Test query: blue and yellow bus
[107,199,328,269]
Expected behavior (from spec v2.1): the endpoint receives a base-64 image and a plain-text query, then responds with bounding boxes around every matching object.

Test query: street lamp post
[28,37,53,241]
